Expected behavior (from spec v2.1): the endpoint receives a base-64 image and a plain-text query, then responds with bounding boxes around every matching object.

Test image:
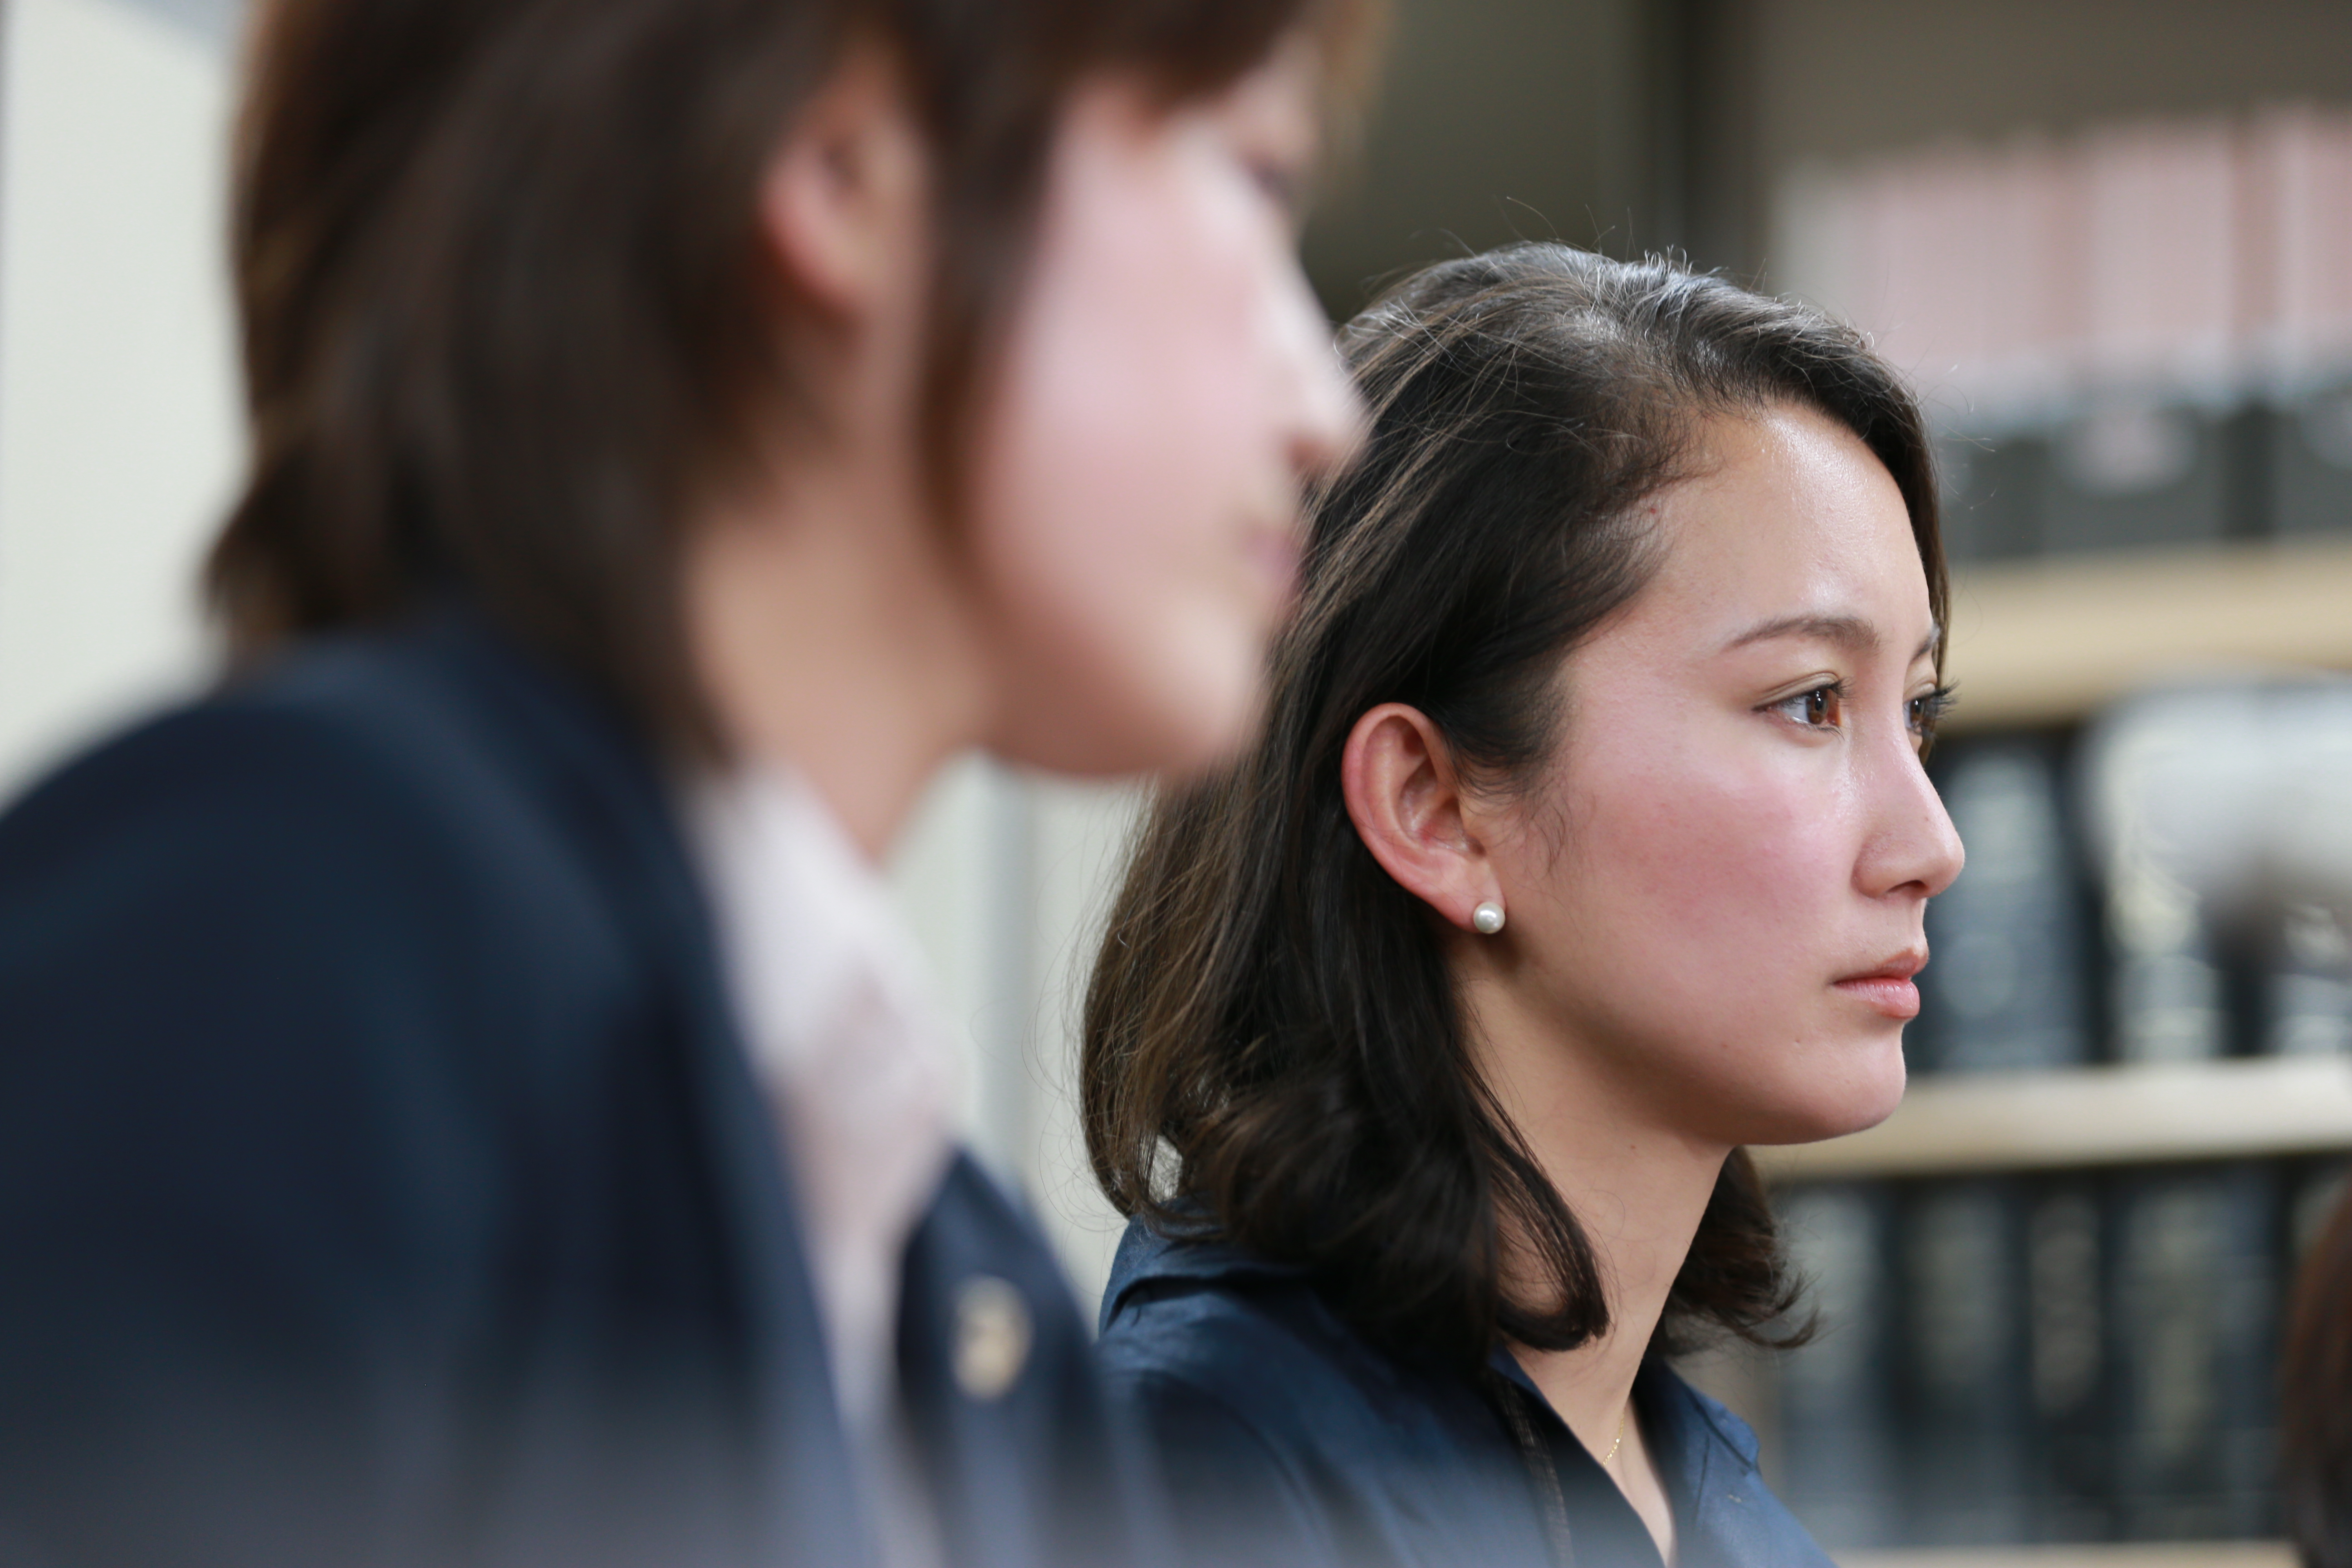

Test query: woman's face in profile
[966,43,1364,780]
[1492,403,1964,1147]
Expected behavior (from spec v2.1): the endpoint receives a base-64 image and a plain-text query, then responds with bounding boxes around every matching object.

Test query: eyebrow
[1724,613,1942,662]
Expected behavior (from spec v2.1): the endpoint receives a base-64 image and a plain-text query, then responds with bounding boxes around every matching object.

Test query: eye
[1906,684,1957,745]
[1769,681,1845,731]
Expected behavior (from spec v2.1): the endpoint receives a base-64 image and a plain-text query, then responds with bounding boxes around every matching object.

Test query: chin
[1114,636,1270,779]
[996,658,1262,780]
[1733,1035,1910,1147]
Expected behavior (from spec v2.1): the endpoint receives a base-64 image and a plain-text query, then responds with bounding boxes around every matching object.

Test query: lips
[1840,951,1927,984]
[1833,949,1928,1020]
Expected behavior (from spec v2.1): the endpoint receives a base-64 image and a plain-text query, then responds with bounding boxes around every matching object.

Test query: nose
[1858,737,1966,902]
[1269,264,1367,486]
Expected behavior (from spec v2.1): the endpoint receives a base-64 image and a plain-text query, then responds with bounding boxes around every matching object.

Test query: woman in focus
[1084,243,1963,1568]
[0,1,1366,1563]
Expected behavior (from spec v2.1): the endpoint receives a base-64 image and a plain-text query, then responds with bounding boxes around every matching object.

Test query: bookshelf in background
[1701,579,2352,1568]
[1939,537,2352,734]
[1733,546,2352,1564]
[1715,115,2352,1563]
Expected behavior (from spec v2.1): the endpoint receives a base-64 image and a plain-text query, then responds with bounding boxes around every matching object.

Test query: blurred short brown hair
[212,0,1374,750]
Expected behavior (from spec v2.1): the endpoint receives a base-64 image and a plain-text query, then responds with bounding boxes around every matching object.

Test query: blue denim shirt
[1098,1219,1835,1568]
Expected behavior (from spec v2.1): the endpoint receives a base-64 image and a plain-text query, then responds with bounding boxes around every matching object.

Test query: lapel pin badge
[952,1274,1033,1401]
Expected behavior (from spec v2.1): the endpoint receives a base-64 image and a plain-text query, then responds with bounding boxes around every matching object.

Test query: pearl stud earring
[1471,901,1506,936]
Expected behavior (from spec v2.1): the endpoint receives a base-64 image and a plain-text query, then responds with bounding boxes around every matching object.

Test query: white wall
[887,761,1142,1313]
[0,0,1138,1309]
[1019,777,1150,1306]
[0,0,240,793]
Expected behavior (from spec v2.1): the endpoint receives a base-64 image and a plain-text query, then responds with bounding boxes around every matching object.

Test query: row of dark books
[1775,1158,2344,1548]
[1914,726,2352,1076]
[1769,712,2352,1547]
[1939,384,2352,564]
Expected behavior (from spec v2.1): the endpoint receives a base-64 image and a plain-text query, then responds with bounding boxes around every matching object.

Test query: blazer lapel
[434,611,871,1567]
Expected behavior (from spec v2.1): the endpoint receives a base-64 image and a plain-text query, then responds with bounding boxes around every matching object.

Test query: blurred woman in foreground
[0,1,1365,1563]
[1084,244,1964,1568]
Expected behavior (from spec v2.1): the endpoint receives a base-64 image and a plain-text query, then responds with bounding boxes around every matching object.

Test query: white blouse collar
[684,765,961,1438]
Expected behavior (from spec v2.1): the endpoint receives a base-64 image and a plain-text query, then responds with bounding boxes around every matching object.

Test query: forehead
[1617,403,1932,662]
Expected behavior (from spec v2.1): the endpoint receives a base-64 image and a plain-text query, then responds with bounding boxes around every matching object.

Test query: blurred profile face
[1480,404,1963,1147]
[967,43,1365,779]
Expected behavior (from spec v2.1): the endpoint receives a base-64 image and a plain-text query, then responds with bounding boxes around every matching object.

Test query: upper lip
[1837,949,1927,983]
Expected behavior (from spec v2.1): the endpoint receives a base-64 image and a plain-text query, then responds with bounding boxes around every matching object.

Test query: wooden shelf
[1941,536,2352,733]
[1837,1544,2294,1568]
[1756,1056,2352,1182]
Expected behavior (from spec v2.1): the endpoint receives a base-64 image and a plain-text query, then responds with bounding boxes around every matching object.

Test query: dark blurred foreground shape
[2282,1178,2352,1568]
[0,610,1146,1567]
[1310,3,2352,1564]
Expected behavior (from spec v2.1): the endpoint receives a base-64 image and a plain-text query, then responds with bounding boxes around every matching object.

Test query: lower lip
[1834,975,1921,1019]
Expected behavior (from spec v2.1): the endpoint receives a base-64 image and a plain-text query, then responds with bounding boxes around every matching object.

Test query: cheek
[1529,730,1903,1136]
[965,125,1298,774]
[1569,736,1841,973]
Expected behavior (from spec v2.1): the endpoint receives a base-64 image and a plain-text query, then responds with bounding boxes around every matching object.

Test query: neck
[682,452,995,860]
[1458,965,1731,1456]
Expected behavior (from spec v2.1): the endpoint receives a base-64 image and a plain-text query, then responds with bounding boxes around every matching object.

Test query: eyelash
[1768,681,1957,743]
[1909,684,1957,740]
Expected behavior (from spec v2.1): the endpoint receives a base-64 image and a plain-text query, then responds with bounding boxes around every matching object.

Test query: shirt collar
[1487,1346,1768,1563]
[1100,1213,1308,1333]
[685,765,960,1436]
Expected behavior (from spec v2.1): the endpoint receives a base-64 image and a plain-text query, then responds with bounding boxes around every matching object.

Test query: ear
[753,40,929,319]
[1340,703,1503,933]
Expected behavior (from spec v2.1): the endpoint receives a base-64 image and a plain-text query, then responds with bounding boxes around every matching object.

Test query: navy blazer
[1097,1220,1835,1568]
[0,608,1147,1568]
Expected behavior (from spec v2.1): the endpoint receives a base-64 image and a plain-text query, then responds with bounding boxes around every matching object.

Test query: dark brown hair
[1083,243,1947,1367]
[2284,1180,2352,1568]
[211,0,1374,750]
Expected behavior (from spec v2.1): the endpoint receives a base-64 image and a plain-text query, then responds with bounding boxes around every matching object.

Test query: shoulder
[0,618,680,1150]
[0,619,655,975]
[1097,1219,1509,1477]
[5,636,463,866]
[1097,1220,1387,1432]
[1093,1224,1363,1565]
[1096,1220,1552,1568]
[8,617,594,849]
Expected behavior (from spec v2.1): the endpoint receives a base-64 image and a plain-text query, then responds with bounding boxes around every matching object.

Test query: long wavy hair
[1082,243,1947,1367]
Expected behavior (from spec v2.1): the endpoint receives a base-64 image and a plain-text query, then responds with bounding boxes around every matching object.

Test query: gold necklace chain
[1603,1404,1629,1467]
